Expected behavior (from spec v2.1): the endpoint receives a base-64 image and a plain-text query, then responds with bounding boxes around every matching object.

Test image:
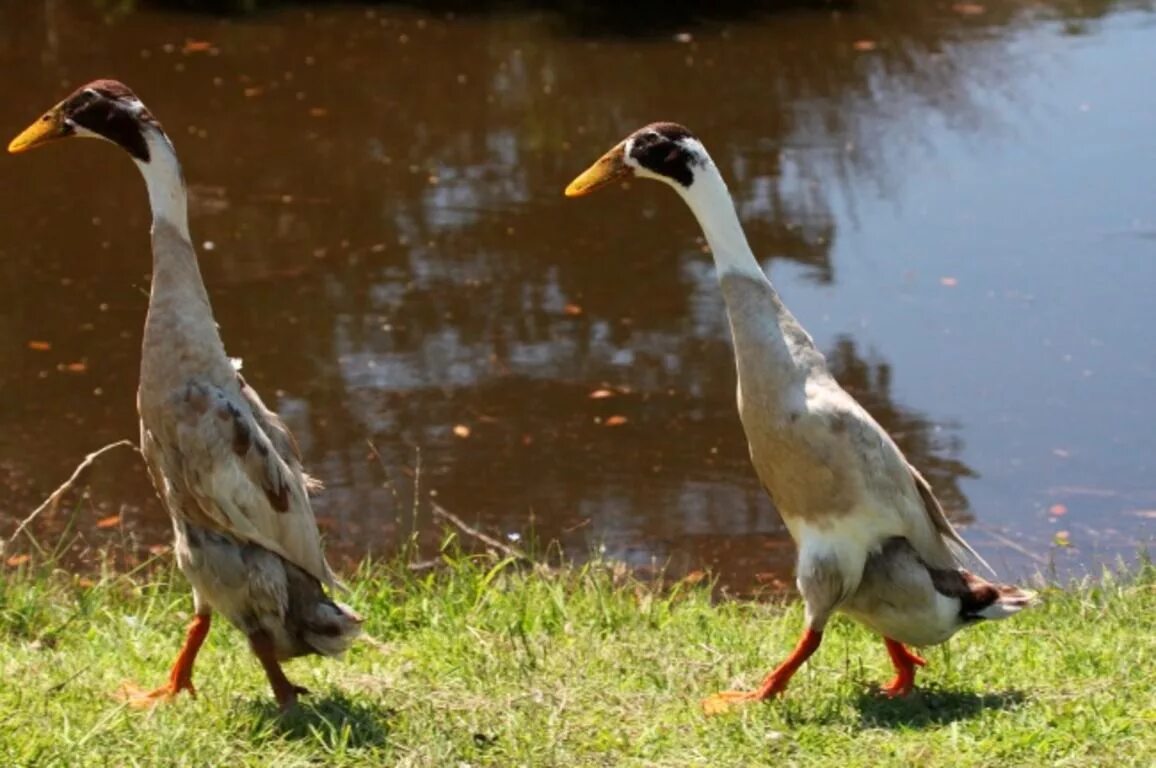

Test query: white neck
[133,122,217,346]
[132,128,189,241]
[667,152,830,406]
[674,162,768,283]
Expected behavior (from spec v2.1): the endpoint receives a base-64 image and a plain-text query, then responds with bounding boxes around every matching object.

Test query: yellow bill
[564,143,632,197]
[8,104,68,154]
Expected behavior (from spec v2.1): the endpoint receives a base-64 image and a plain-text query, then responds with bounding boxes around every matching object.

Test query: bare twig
[1,439,139,558]
[430,502,552,575]
[365,439,402,510]
[46,668,85,696]
[406,557,444,572]
[431,503,517,556]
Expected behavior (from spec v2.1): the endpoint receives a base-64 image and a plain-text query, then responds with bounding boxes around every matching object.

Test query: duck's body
[566,123,1033,709]
[846,537,1020,646]
[10,80,360,709]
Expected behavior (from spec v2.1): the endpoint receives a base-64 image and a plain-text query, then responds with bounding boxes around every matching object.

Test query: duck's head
[8,79,159,162]
[565,122,711,197]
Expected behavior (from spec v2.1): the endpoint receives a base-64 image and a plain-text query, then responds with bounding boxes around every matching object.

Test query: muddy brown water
[0,1,1152,590]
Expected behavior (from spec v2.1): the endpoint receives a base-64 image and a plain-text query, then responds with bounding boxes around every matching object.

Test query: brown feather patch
[928,567,999,617]
[264,482,290,513]
[231,414,252,456]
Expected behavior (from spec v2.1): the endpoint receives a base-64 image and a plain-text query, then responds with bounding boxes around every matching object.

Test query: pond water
[0,0,1153,590]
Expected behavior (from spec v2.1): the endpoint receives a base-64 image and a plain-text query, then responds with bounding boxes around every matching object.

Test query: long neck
[133,127,224,371]
[134,128,190,242]
[678,165,768,283]
[675,161,829,403]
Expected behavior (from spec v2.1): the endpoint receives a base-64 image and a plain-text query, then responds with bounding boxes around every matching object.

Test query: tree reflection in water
[0,0,1147,581]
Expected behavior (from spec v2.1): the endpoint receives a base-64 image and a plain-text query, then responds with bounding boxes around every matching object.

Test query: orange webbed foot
[701,668,797,714]
[878,674,917,698]
[117,678,197,709]
[701,689,764,715]
[119,613,211,709]
[703,629,823,716]
[880,637,924,698]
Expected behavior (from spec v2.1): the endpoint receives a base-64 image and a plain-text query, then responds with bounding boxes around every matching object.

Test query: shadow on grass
[247,691,396,749]
[854,685,1026,728]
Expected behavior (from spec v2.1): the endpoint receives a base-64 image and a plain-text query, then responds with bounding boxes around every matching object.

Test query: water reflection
[0,0,1151,586]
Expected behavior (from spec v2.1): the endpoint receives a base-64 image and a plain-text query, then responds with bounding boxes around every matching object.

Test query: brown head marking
[60,79,158,162]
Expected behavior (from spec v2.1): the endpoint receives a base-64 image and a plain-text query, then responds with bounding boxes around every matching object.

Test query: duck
[565,123,1034,713]
[9,79,362,711]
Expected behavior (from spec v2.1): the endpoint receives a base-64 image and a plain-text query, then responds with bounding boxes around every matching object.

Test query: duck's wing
[237,374,324,495]
[816,384,995,576]
[163,379,336,589]
[909,464,995,577]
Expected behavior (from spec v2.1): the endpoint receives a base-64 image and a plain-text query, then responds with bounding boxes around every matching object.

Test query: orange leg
[249,630,310,712]
[124,613,212,707]
[702,628,823,715]
[880,637,926,697]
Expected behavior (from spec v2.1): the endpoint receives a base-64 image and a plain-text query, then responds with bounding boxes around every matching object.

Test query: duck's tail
[959,571,1036,622]
[301,597,364,657]
[283,560,364,657]
[972,580,1036,621]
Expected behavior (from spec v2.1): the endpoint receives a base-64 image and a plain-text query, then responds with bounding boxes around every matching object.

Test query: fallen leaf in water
[1048,504,1068,518]
[453,424,471,438]
[852,40,877,51]
[589,389,615,399]
[6,554,30,567]
[1053,530,1071,547]
[95,515,121,529]
[952,2,986,15]
[604,415,628,427]
[940,276,959,287]
[182,40,214,54]
[27,340,51,351]
[563,304,583,316]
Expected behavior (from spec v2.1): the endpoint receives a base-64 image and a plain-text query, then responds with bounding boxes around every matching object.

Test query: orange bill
[9,104,68,154]
[564,142,632,197]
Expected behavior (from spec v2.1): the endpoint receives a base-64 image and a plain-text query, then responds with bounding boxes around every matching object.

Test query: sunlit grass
[1,549,1152,767]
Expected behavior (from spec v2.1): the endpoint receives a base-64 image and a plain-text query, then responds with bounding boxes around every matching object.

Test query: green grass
[1,552,1153,767]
